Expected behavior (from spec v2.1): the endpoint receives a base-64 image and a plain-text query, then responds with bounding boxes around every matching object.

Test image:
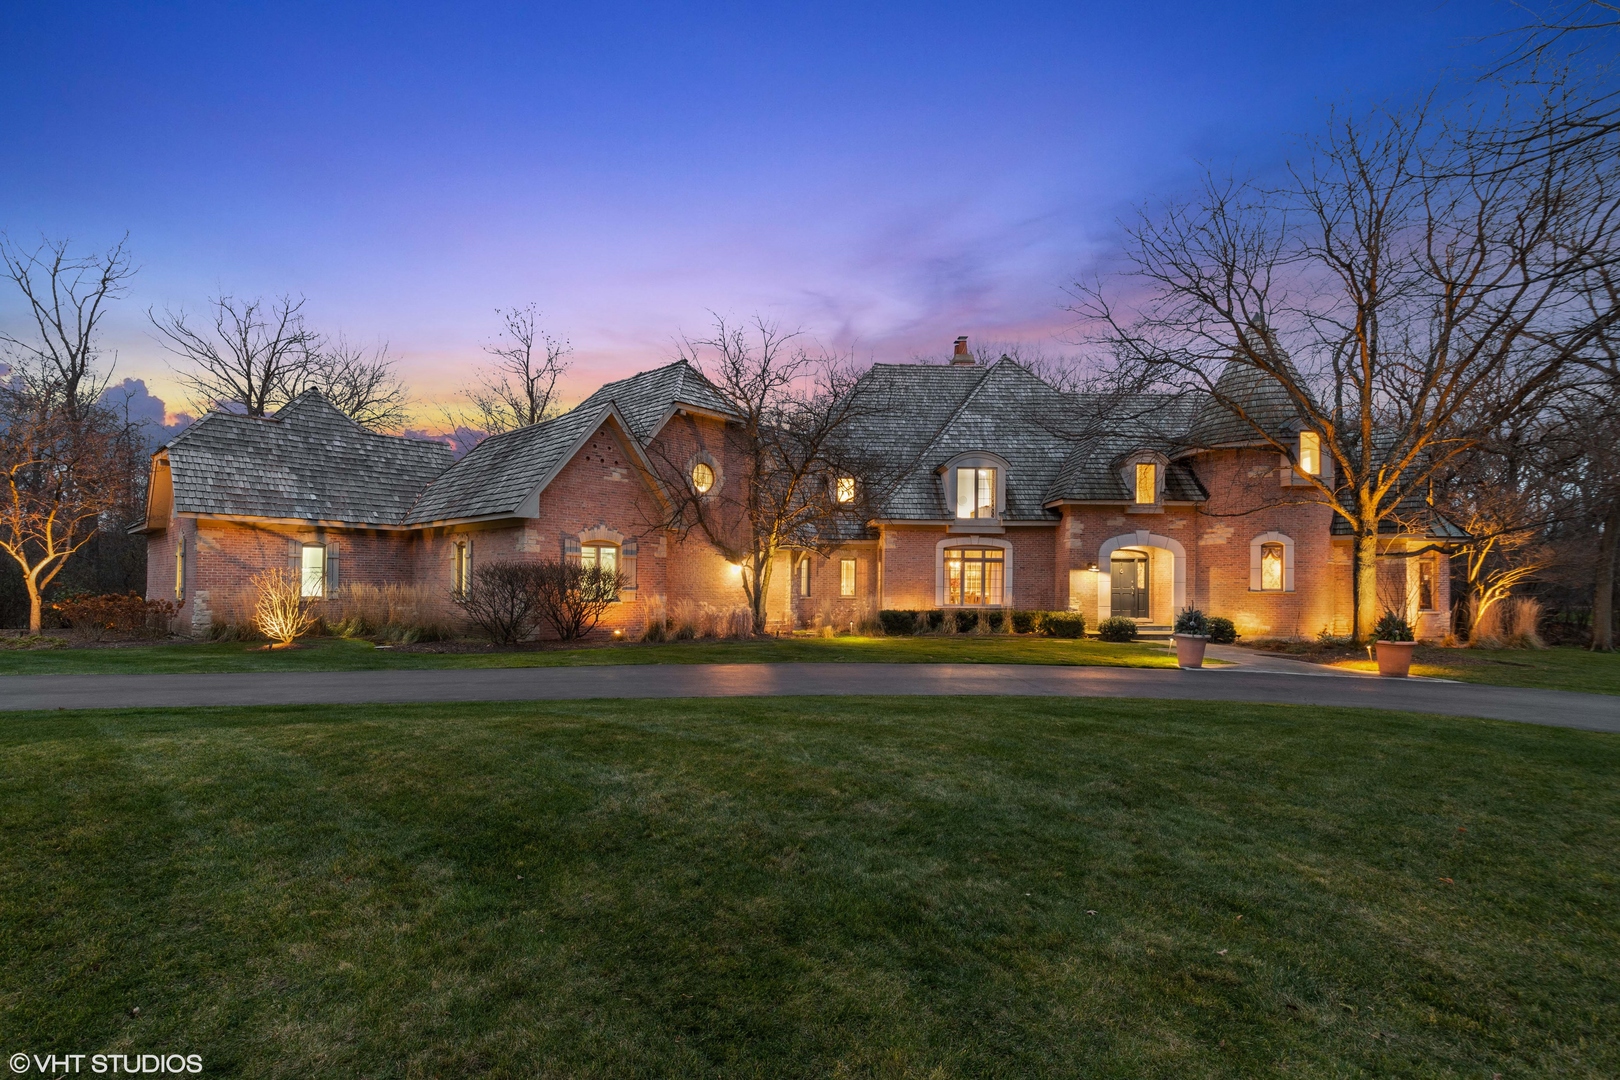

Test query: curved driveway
[2,662,1615,732]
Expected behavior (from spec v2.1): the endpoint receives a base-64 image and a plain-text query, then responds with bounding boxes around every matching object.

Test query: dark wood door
[1110,553,1150,619]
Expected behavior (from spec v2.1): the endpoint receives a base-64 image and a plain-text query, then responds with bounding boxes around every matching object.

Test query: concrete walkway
[1,662,1615,731]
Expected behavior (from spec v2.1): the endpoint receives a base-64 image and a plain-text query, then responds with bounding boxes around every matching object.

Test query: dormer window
[1134,463,1157,505]
[834,476,855,504]
[956,467,997,519]
[1298,431,1321,476]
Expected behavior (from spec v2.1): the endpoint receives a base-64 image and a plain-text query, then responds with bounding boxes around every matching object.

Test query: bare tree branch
[150,294,318,418]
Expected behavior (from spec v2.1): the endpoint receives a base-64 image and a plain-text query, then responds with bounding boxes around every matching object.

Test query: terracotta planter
[1375,640,1417,677]
[1173,633,1209,669]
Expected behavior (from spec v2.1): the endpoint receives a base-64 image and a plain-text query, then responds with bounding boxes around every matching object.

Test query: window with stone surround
[1249,532,1295,592]
[944,547,1004,606]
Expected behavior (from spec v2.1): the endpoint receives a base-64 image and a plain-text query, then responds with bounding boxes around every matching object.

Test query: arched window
[1249,532,1295,592]
[452,539,472,598]
[1260,542,1285,591]
[944,547,1005,606]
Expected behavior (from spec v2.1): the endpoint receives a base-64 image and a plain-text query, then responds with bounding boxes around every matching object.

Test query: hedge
[1097,615,1138,642]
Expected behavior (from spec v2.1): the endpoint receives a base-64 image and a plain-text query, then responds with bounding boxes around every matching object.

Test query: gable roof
[159,391,454,526]
[401,362,724,525]
[572,359,736,438]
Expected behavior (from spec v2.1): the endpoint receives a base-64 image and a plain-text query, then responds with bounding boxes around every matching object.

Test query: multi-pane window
[1418,554,1438,611]
[1134,463,1157,505]
[798,557,812,597]
[453,540,471,597]
[581,542,618,575]
[1298,431,1321,476]
[839,558,857,597]
[582,542,620,600]
[834,476,855,504]
[955,467,996,519]
[944,547,1005,606]
[691,461,715,494]
[1260,542,1285,592]
[300,544,327,598]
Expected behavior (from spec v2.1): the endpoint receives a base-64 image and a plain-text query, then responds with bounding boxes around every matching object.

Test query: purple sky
[1,2,1523,425]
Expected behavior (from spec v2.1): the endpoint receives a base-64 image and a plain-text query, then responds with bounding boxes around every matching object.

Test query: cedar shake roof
[572,359,736,437]
[403,360,730,525]
[1186,358,1313,449]
[844,360,1208,521]
[160,391,453,526]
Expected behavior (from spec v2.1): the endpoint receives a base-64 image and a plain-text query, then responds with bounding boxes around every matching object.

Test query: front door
[1110,552,1150,619]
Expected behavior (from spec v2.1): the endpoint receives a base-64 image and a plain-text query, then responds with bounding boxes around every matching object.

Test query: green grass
[1327,645,1620,696]
[2,697,1616,1078]
[0,633,1184,675]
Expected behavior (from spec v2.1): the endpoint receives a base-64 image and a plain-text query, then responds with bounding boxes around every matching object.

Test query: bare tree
[0,234,134,416]
[533,559,621,640]
[0,385,132,632]
[452,304,572,437]
[288,335,411,430]
[151,294,317,417]
[1073,100,1620,641]
[645,316,891,634]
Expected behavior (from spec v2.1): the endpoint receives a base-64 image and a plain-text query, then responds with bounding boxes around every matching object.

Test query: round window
[691,461,715,494]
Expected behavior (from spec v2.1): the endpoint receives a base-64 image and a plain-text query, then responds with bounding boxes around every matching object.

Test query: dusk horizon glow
[2,2,1523,428]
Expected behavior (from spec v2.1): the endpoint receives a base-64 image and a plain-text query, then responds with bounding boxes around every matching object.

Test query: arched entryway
[1097,530,1186,623]
[1109,549,1150,618]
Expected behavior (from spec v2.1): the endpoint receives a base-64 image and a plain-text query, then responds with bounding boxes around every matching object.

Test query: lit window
[955,467,997,519]
[174,538,185,602]
[300,544,327,598]
[1299,431,1321,475]
[1134,463,1157,505]
[453,540,470,597]
[581,543,618,574]
[840,558,857,597]
[1418,555,1437,611]
[1260,542,1284,592]
[582,542,620,600]
[798,557,811,597]
[691,461,715,494]
[835,476,855,504]
[944,547,1005,606]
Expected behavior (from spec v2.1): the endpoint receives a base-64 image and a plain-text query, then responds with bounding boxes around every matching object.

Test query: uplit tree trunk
[1593,501,1620,651]
[1354,530,1379,643]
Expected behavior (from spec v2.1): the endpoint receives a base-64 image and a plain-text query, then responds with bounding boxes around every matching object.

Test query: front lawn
[0,633,1183,675]
[2,697,1616,1077]
[1326,645,1620,695]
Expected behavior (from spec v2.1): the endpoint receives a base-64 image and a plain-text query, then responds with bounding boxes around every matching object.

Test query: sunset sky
[2,1,1521,426]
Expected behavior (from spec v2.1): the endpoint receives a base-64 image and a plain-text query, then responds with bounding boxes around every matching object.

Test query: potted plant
[1172,607,1210,669]
[1374,610,1417,676]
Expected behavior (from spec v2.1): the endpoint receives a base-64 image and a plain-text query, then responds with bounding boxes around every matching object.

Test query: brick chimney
[950,336,974,366]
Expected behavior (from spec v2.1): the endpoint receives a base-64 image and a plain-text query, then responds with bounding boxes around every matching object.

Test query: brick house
[140,346,1462,640]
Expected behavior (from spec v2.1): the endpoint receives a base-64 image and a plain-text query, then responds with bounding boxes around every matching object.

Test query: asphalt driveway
[1,662,1614,731]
